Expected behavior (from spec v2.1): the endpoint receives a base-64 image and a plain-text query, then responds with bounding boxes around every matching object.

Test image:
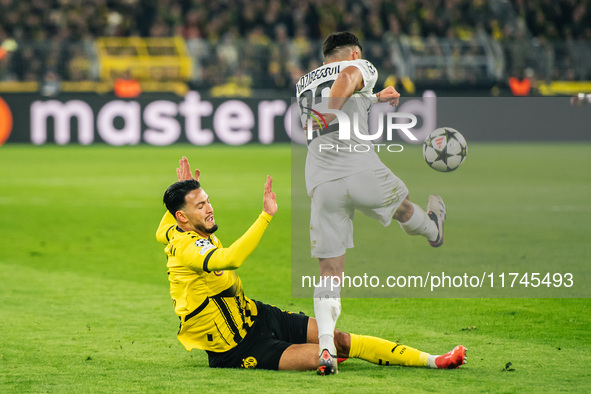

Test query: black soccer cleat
[427,194,446,247]
[317,348,338,376]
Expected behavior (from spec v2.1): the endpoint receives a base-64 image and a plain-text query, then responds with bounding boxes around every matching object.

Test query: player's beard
[197,223,218,234]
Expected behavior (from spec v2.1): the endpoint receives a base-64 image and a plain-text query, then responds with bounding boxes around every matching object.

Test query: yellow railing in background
[0,81,189,95]
[538,81,591,96]
[95,36,192,82]
[0,81,38,92]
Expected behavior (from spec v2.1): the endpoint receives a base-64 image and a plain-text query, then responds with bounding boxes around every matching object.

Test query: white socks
[399,203,438,242]
[313,284,341,355]
[427,354,438,368]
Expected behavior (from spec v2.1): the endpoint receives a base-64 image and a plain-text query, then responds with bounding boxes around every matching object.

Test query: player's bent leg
[276,343,348,373]
[396,196,440,246]
[278,343,320,371]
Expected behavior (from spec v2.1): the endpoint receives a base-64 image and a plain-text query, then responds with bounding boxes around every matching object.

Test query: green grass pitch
[0,143,589,392]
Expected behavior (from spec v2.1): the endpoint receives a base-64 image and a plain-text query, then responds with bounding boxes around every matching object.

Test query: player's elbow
[155,230,167,244]
[209,250,245,271]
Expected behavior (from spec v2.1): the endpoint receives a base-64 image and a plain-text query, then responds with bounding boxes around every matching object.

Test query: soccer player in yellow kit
[156,157,466,371]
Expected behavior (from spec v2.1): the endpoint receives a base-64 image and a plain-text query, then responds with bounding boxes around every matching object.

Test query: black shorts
[206,300,309,370]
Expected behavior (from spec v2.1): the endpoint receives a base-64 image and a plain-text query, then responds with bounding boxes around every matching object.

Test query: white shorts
[309,166,409,259]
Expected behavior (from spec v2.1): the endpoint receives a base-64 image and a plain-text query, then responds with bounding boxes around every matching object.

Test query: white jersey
[296,59,384,195]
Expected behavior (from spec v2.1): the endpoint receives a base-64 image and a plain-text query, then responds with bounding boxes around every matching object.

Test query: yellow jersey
[156,210,272,352]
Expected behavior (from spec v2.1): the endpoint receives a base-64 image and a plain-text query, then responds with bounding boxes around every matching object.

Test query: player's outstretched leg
[348,334,466,369]
[426,194,446,247]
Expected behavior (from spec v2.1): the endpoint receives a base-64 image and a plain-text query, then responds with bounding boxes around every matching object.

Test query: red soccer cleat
[435,345,467,369]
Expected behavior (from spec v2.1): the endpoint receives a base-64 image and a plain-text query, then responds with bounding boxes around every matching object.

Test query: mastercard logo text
[0,97,13,146]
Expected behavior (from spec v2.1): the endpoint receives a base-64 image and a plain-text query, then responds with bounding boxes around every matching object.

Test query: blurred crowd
[0,0,590,90]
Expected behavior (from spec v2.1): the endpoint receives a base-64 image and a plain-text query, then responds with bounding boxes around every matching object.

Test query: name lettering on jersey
[296,64,341,95]
[195,238,216,255]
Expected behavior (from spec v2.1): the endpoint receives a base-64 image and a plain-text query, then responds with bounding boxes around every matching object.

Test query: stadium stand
[0,0,590,93]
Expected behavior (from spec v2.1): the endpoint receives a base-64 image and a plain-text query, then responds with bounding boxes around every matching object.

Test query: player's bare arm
[327,66,365,111]
[317,75,400,127]
[310,66,365,127]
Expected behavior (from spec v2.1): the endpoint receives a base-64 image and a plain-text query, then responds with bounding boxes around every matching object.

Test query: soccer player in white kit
[296,32,447,375]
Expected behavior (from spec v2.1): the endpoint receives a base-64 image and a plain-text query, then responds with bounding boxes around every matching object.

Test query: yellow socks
[349,333,429,367]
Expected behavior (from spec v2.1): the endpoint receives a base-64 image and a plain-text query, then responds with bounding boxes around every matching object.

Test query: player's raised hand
[176,156,200,182]
[263,175,277,216]
[376,86,400,107]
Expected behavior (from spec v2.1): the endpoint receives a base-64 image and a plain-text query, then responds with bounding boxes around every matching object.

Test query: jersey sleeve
[156,211,177,245]
[177,212,273,272]
[349,60,378,93]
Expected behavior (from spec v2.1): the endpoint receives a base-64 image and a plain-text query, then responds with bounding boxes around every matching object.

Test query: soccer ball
[422,127,467,172]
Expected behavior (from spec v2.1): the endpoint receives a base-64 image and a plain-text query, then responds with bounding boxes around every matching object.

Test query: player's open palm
[263,175,277,216]
[176,156,200,182]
